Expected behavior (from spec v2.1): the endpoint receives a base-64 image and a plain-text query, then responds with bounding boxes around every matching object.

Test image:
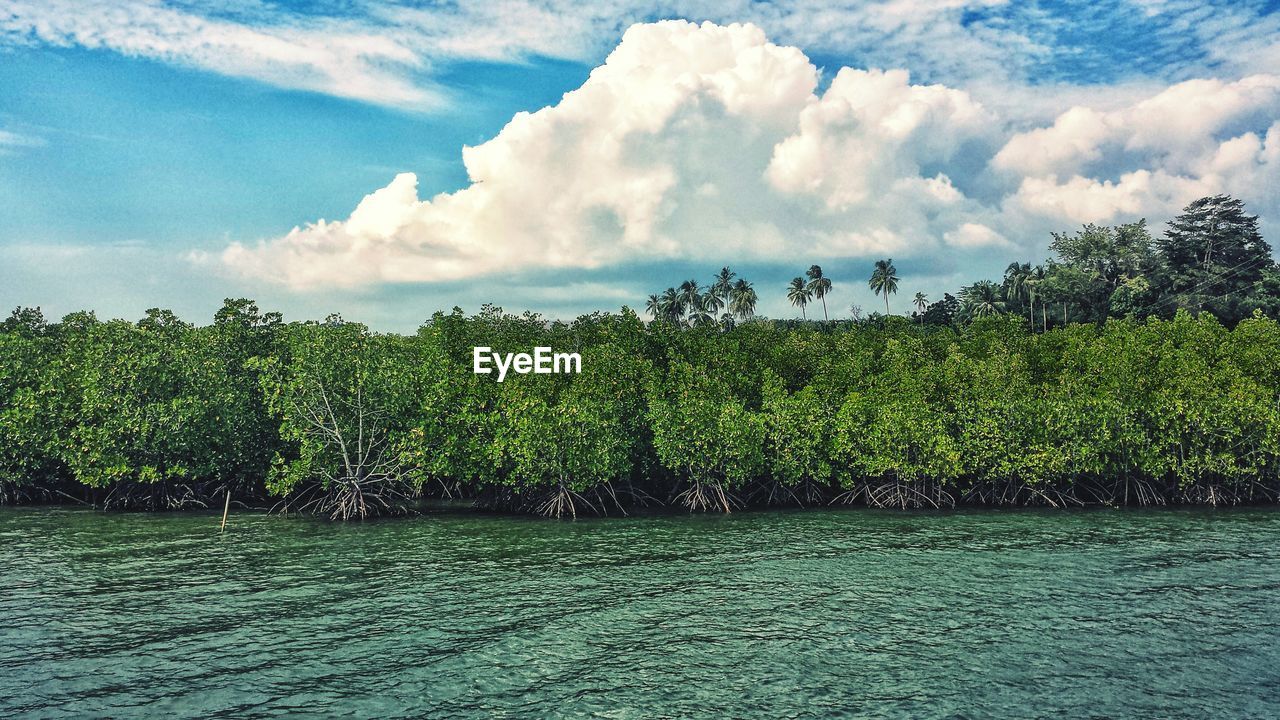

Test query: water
[2,506,1279,719]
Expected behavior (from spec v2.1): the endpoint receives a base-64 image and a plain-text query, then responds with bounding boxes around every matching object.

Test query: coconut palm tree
[913,292,928,324]
[711,267,736,307]
[869,259,898,315]
[700,290,724,318]
[787,277,812,320]
[805,265,833,321]
[645,294,662,320]
[678,279,701,309]
[687,300,714,327]
[674,279,704,327]
[1004,261,1033,327]
[659,287,684,323]
[729,279,757,320]
[960,280,1006,319]
[1028,265,1047,332]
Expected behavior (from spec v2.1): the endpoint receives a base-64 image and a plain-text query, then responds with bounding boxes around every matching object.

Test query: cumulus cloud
[219,20,1280,289]
[996,76,1280,228]
[944,223,1011,249]
[223,21,1008,287]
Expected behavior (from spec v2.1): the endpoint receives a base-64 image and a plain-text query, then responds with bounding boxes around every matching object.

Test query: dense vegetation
[3,195,1279,519]
[650,195,1280,329]
[5,303,1280,518]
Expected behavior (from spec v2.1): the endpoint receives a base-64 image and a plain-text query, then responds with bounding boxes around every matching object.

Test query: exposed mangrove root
[471,481,632,518]
[286,474,414,521]
[1015,483,1083,508]
[867,481,955,509]
[18,468,1280,517]
[536,483,599,519]
[100,481,216,511]
[1179,483,1243,507]
[0,480,89,506]
[749,480,801,507]
[1071,479,1114,506]
[674,479,740,513]
[749,478,829,507]
[1115,476,1168,507]
[832,481,954,509]
[831,484,868,506]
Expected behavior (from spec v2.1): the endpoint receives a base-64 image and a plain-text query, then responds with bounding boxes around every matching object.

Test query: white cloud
[8,0,1248,114]
[7,0,1279,121]
[1,0,438,108]
[944,222,1010,249]
[9,0,1017,110]
[993,106,1112,177]
[219,20,1280,288]
[0,128,44,150]
[765,67,994,208]
[223,21,1017,287]
[994,75,1280,230]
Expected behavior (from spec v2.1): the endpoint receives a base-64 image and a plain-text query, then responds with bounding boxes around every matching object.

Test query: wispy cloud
[7,1,1279,111]
[1,0,439,108]
[0,127,44,155]
[0,128,44,151]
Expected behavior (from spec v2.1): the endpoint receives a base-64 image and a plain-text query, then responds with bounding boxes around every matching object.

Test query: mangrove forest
[4,194,1280,518]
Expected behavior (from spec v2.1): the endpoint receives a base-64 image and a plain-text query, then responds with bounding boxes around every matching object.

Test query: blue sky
[2,0,1279,330]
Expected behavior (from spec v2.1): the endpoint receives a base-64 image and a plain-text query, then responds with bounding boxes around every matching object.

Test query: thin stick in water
[220,490,231,532]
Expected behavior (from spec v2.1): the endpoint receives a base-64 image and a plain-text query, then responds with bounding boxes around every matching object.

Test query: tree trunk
[821,296,828,321]
[885,295,890,316]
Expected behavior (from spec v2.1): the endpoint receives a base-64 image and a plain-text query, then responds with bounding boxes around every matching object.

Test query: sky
[1,0,1279,330]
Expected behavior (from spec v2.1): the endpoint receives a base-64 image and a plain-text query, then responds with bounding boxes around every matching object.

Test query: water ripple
[2,507,1280,718]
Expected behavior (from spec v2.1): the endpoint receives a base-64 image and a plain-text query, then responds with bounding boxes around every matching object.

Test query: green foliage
[256,319,421,518]
[7,233,1280,517]
[0,328,62,498]
[648,360,765,511]
[761,371,833,492]
[830,338,960,496]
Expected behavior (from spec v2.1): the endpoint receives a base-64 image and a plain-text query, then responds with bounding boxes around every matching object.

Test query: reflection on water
[2,506,1279,718]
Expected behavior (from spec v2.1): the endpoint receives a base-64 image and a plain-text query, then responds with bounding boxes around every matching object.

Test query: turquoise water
[2,506,1279,718]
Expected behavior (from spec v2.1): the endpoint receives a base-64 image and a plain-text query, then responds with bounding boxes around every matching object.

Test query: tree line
[650,195,1278,330]
[4,298,1280,518]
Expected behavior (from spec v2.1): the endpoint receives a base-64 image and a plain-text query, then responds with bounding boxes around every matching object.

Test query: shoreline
[5,491,1280,519]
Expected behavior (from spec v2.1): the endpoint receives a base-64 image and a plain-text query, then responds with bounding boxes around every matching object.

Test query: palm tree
[729,279,757,320]
[1028,265,1047,332]
[711,267,736,307]
[787,277,812,319]
[687,300,714,327]
[659,287,684,323]
[913,292,928,324]
[869,259,898,315]
[805,265,833,321]
[960,280,1006,320]
[676,279,703,327]
[700,290,724,318]
[1004,262,1033,327]
[678,279,701,309]
[645,294,661,320]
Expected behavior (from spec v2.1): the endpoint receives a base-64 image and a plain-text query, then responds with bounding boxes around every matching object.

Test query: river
[2,506,1279,718]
